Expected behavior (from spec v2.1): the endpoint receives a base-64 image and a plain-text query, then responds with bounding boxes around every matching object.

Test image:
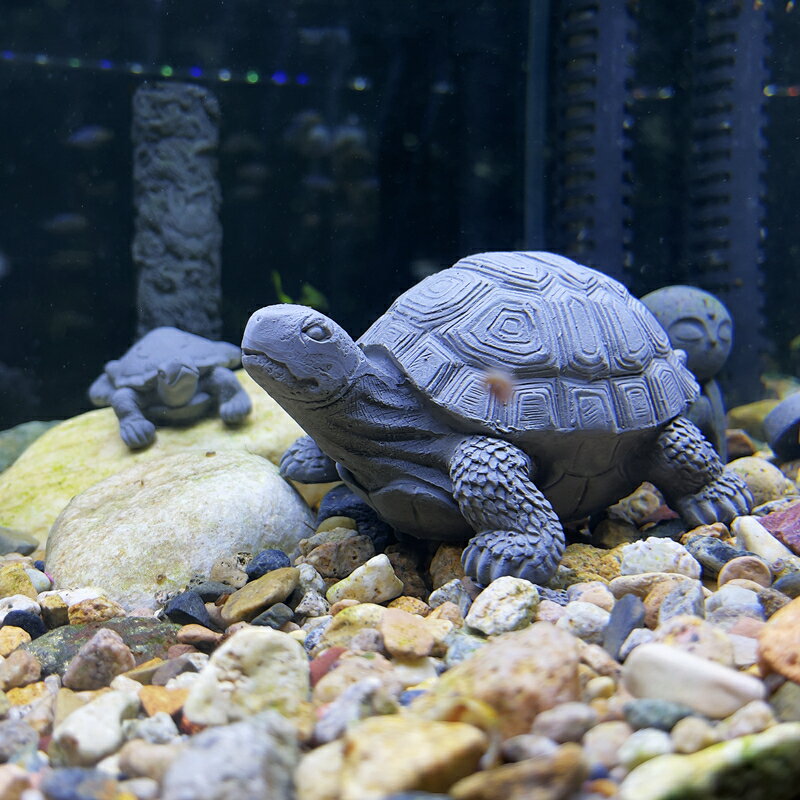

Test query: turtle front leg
[206,366,252,425]
[449,436,565,585]
[644,416,752,527]
[110,388,156,450]
[280,435,340,483]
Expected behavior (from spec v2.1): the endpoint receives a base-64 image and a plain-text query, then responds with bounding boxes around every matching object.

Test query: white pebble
[618,728,674,771]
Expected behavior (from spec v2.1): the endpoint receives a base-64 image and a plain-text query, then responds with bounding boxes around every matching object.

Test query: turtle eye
[303,322,331,342]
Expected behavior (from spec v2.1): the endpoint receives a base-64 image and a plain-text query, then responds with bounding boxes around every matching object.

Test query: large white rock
[46,450,314,610]
[622,643,765,719]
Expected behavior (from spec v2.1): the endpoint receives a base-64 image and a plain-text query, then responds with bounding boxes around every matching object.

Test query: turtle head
[156,360,200,407]
[241,304,363,404]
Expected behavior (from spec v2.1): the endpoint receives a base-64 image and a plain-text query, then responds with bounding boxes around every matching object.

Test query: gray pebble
[658,581,706,625]
[603,593,645,661]
[623,698,696,731]
[684,536,747,576]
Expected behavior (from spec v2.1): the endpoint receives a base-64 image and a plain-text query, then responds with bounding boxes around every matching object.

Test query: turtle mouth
[242,349,320,391]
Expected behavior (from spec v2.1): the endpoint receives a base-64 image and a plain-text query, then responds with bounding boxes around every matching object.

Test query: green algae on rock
[0,370,306,544]
[22,617,181,675]
[619,722,800,800]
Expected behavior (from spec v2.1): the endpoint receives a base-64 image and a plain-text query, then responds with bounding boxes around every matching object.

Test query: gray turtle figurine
[89,326,252,449]
[242,251,752,585]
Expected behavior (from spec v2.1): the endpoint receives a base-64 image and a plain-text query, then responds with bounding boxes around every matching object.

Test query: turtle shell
[358,251,698,435]
[106,327,242,389]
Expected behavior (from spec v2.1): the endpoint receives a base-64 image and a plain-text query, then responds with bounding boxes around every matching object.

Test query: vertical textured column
[132,82,222,339]
[686,0,770,404]
[551,0,635,281]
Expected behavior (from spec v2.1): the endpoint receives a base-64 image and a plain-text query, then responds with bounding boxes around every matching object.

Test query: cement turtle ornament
[242,252,753,584]
[90,326,252,449]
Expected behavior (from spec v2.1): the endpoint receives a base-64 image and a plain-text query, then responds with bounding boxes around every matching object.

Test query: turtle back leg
[644,416,752,526]
[109,387,156,450]
[280,435,340,483]
[449,436,565,585]
[205,366,252,425]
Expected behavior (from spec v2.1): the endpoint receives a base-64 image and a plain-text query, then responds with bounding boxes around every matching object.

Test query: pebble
[39,594,68,628]
[339,715,487,800]
[411,623,580,739]
[619,538,701,579]
[161,711,298,800]
[67,596,126,626]
[556,601,610,645]
[449,742,587,800]
[530,701,598,742]
[757,595,800,681]
[0,594,40,624]
[220,566,300,625]
[0,649,40,691]
[717,555,772,588]
[2,610,45,639]
[187,580,234,602]
[581,720,633,769]
[652,614,735,666]
[294,589,330,618]
[305,531,376,580]
[0,564,37,600]
[732,515,800,574]
[326,554,404,605]
[501,733,559,762]
[464,576,539,635]
[24,568,50,594]
[428,579,473,617]
[617,727,674,770]
[118,738,186,783]
[50,689,140,766]
[40,767,119,800]
[428,544,466,589]
[772,570,800,598]
[122,710,180,743]
[0,719,38,762]
[175,623,223,650]
[622,643,765,718]
[623,698,694,732]
[567,580,615,612]
[670,714,718,754]
[317,603,385,651]
[618,627,655,661]
[0,626,31,656]
[726,456,794,506]
[714,699,776,740]
[380,608,435,659]
[620,722,800,800]
[657,581,706,626]
[163,591,213,628]
[684,535,745,577]
[183,627,310,727]
[250,602,293,629]
[246,549,292,580]
[603,593,645,661]
[208,555,248,589]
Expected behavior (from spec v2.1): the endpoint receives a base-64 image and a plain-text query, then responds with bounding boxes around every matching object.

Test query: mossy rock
[22,617,181,675]
[0,420,58,473]
[619,722,800,800]
[0,370,308,544]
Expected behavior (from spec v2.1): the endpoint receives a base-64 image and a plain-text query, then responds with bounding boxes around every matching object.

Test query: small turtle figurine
[242,252,752,585]
[90,326,252,449]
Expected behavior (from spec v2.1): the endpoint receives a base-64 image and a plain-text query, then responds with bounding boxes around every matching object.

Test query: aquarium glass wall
[0,0,798,427]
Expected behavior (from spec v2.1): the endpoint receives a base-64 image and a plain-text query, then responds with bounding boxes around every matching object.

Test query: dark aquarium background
[0,0,798,428]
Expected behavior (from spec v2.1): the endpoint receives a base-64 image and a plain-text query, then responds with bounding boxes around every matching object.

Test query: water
[0,0,798,428]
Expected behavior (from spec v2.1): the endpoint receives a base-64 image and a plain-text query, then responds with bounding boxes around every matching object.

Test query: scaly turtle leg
[449,436,565,585]
[280,435,340,483]
[644,416,752,526]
